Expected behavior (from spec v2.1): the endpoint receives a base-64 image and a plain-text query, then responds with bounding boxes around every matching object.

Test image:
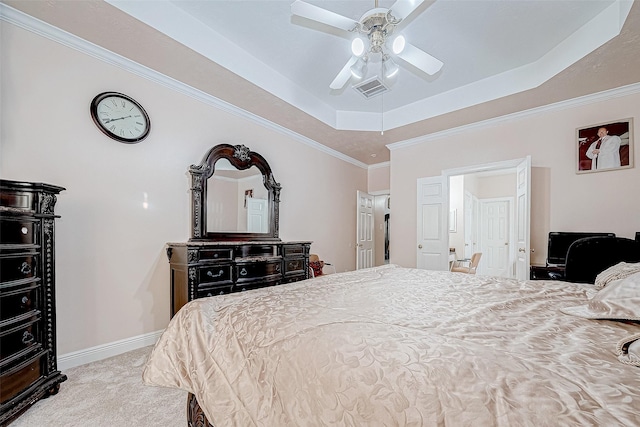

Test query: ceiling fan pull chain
[381,66,384,136]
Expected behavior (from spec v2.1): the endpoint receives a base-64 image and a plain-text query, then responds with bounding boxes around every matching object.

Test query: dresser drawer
[198,264,233,285]
[0,191,34,211]
[0,316,41,365]
[237,244,277,258]
[198,248,233,262]
[234,278,281,293]
[0,284,39,320]
[0,218,38,246]
[196,284,233,299]
[283,274,306,284]
[0,255,38,284]
[284,257,305,276]
[0,351,46,405]
[236,260,281,283]
[282,244,306,257]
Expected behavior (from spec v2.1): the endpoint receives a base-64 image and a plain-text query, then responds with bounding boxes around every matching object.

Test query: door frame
[440,157,531,274]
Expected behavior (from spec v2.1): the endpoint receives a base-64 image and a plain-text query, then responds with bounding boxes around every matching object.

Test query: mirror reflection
[207,158,269,233]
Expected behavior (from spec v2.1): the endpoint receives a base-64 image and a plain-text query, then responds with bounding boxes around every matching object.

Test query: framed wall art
[576,118,633,174]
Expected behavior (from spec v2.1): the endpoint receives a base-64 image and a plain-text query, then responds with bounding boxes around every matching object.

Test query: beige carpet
[11,346,186,427]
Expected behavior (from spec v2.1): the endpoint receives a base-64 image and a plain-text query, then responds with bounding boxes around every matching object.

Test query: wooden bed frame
[188,393,214,427]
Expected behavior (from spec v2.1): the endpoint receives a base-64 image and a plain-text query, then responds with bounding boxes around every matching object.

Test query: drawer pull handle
[276,264,281,272]
[20,262,32,275]
[240,268,248,276]
[21,227,29,235]
[288,262,299,269]
[207,269,224,278]
[21,296,30,305]
[22,331,35,345]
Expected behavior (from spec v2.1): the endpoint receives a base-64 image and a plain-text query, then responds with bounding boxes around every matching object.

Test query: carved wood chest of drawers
[0,179,66,425]
[167,241,311,317]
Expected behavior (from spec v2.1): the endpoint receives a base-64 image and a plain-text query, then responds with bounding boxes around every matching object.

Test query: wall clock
[90,92,150,143]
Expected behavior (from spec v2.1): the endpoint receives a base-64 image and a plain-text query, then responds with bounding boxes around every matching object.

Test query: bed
[142,264,640,426]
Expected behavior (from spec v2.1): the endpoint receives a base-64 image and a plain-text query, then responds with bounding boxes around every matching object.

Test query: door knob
[418,244,423,249]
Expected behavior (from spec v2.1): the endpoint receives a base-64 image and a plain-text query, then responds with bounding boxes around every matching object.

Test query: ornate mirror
[189,144,281,241]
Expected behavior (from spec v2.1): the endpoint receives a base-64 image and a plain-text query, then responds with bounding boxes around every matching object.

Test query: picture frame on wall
[576,118,633,174]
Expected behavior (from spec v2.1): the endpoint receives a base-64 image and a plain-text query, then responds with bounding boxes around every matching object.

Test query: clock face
[90,92,150,143]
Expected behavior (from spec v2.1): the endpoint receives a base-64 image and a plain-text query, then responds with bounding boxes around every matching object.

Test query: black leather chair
[564,236,640,284]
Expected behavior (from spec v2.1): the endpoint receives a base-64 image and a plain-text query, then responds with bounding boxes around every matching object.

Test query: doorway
[448,171,517,278]
[356,191,390,269]
[417,157,531,279]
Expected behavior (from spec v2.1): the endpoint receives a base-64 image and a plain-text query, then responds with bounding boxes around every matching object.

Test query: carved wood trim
[189,144,281,242]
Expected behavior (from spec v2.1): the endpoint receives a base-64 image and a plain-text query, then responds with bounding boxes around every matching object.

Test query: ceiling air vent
[353,77,389,99]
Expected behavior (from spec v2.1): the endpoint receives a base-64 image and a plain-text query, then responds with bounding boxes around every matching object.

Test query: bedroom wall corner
[0,21,365,357]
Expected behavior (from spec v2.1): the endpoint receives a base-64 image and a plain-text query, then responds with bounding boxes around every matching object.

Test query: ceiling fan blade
[291,0,358,32]
[330,57,358,90]
[389,0,426,21]
[396,42,443,75]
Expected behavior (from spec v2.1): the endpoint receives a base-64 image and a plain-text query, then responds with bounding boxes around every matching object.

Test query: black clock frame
[90,91,151,144]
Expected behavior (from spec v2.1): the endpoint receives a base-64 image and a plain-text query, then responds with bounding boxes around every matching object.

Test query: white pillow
[594,262,640,289]
[561,271,640,320]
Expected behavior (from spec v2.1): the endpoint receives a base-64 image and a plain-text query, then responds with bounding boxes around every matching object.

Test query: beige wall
[390,91,640,268]
[0,23,366,354]
[368,163,390,193]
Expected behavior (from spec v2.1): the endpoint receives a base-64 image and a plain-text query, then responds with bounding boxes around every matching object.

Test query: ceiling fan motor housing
[358,9,400,54]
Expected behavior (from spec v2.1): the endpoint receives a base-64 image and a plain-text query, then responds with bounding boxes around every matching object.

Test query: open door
[356,191,374,270]
[515,157,531,280]
[416,176,449,271]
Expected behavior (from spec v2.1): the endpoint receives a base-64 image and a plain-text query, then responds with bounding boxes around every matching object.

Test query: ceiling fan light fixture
[392,35,406,54]
[351,37,366,57]
[350,57,368,79]
[383,57,399,78]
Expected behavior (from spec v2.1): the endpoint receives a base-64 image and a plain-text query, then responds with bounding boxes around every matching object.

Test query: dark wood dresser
[167,241,311,317]
[168,143,313,318]
[0,179,66,425]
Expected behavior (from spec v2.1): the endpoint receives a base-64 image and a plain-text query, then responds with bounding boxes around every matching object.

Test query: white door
[246,198,268,232]
[515,157,531,280]
[416,176,449,271]
[480,199,510,277]
[356,191,374,270]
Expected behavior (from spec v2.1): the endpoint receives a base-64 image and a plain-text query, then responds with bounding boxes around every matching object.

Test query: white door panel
[417,176,448,271]
[480,200,510,277]
[356,191,374,269]
[246,198,268,233]
[515,157,531,280]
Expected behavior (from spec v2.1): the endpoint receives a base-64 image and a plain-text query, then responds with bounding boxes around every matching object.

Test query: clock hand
[104,115,132,124]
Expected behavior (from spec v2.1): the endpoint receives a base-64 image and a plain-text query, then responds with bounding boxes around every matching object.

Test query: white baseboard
[57,330,164,371]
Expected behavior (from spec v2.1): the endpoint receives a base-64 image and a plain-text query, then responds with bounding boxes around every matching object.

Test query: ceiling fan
[291,0,443,90]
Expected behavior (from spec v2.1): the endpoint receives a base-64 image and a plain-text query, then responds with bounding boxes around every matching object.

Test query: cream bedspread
[143,265,640,426]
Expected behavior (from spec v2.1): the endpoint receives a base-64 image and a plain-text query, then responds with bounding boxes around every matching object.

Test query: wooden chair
[451,252,482,274]
[308,254,336,277]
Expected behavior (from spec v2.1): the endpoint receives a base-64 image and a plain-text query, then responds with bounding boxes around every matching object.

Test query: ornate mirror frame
[189,144,281,241]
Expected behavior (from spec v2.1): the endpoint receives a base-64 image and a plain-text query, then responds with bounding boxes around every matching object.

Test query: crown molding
[368,161,390,170]
[387,82,640,151]
[0,3,368,170]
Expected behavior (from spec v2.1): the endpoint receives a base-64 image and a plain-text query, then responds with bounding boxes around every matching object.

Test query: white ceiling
[4,0,640,165]
[105,0,629,131]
